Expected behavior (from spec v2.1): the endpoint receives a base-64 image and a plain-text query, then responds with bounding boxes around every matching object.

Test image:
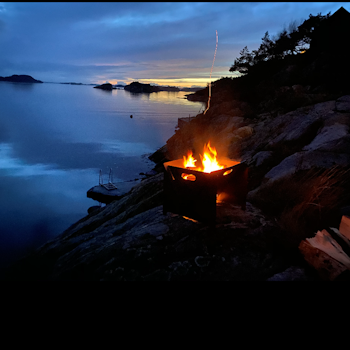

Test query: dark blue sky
[0,2,347,87]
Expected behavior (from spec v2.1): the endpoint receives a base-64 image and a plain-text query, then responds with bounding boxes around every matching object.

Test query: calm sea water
[0,82,204,268]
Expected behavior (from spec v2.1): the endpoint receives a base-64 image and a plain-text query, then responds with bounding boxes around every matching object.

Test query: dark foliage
[229,11,331,75]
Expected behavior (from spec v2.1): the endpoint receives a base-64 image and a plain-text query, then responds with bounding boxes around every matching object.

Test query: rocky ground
[2,173,318,281]
[4,90,350,280]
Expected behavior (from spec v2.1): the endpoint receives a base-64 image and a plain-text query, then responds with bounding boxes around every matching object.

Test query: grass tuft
[250,166,350,248]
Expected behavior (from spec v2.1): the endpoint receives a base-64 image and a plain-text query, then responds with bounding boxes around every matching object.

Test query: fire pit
[163,142,248,224]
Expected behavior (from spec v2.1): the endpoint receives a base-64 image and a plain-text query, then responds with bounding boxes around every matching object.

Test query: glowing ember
[223,169,233,176]
[181,173,196,181]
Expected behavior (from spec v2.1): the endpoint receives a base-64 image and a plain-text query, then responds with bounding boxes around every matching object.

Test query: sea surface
[0,82,204,268]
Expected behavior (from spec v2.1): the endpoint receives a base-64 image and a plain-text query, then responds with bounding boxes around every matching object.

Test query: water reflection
[128,92,145,99]
[0,82,204,271]
[0,81,36,91]
[95,88,112,93]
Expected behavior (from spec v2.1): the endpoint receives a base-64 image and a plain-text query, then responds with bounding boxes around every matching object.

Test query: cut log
[339,215,350,239]
[298,216,350,280]
[299,240,349,281]
[327,227,350,257]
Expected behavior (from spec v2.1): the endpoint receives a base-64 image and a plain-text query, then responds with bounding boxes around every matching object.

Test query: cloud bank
[0,2,346,86]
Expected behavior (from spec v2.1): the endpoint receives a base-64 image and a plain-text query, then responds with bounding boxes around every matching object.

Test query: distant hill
[124,82,160,93]
[180,87,205,92]
[0,74,43,83]
[60,82,84,85]
[123,82,205,93]
[93,83,113,91]
[157,86,180,92]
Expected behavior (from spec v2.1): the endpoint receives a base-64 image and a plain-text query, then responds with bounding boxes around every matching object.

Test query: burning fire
[183,142,225,173]
[201,142,224,173]
[183,151,197,168]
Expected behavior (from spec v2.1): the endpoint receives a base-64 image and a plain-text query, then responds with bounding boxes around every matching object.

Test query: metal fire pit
[163,158,248,224]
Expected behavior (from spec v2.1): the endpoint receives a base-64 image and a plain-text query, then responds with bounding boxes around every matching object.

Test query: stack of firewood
[299,215,350,281]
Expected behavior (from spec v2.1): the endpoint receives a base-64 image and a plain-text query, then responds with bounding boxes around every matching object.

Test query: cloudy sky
[0,2,348,87]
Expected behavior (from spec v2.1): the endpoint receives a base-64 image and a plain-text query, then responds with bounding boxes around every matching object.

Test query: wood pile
[299,215,350,280]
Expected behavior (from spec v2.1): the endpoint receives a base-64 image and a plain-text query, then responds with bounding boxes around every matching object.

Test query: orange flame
[183,151,197,168]
[182,142,225,173]
[201,142,224,173]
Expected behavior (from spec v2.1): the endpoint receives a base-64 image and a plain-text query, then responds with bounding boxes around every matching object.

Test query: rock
[233,126,253,139]
[148,144,168,164]
[263,151,350,183]
[87,206,102,215]
[267,106,322,146]
[302,124,349,152]
[335,95,350,113]
[140,170,158,177]
[267,266,309,281]
[4,172,299,281]
[240,96,350,199]
[251,151,273,167]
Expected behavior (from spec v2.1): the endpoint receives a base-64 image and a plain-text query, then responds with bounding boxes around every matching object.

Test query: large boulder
[246,95,350,208]
[262,151,350,183]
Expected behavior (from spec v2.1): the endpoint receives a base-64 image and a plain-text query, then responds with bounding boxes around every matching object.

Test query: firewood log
[299,239,349,281]
[299,222,350,281]
[339,215,350,239]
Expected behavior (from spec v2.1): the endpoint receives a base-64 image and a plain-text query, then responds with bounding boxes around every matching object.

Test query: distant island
[124,82,160,93]
[60,82,84,85]
[0,74,43,83]
[180,87,204,92]
[91,81,204,93]
[123,81,204,93]
[93,83,113,91]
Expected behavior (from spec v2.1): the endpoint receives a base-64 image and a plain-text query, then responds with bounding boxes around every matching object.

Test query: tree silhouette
[229,10,331,76]
[229,46,253,75]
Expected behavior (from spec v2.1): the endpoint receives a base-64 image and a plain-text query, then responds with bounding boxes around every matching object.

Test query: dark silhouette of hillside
[0,74,43,83]
[94,82,113,90]
[124,82,160,93]
[189,7,350,117]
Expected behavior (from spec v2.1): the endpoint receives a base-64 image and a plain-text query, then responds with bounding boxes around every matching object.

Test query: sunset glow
[0,3,346,85]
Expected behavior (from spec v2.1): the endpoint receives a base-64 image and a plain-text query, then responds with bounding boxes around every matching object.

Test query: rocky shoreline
[3,38,350,280]
[3,89,349,280]
[1,173,318,281]
[3,6,350,280]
